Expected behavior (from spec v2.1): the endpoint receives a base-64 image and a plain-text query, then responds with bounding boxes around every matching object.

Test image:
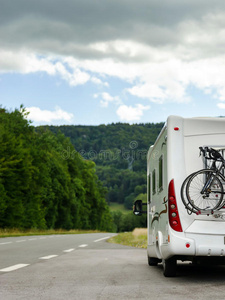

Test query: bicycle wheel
[186,169,224,211]
[180,172,198,213]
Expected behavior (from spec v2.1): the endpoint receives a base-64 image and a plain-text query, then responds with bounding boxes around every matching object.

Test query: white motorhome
[134,115,225,276]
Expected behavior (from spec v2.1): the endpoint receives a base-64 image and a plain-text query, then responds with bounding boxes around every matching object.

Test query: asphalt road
[1,233,225,299]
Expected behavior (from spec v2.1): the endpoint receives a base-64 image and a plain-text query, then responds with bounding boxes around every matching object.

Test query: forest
[0,107,114,231]
[0,107,163,232]
[44,122,164,210]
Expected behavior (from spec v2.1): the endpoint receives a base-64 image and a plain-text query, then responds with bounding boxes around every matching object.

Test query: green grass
[0,228,102,238]
[109,202,130,213]
[108,228,147,249]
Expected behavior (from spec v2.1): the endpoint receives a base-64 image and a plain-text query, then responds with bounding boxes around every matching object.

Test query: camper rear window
[159,155,163,191]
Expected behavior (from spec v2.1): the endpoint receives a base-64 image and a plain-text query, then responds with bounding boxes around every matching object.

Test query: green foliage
[44,122,163,171]
[42,122,163,210]
[111,210,147,232]
[0,107,114,231]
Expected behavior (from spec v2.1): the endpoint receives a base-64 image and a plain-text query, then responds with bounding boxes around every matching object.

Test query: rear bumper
[160,231,195,259]
[148,228,225,260]
[186,233,225,256]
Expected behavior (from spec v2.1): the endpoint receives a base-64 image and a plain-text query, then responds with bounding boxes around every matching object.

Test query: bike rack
[181,146,225,215]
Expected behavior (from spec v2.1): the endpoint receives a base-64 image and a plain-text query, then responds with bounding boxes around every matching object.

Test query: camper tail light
[168,179,183,232]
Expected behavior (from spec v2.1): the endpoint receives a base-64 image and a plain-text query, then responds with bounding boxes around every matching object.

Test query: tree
[0,107,114,231]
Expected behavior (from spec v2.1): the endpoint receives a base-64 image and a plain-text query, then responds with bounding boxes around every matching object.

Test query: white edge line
[0,264,30,272]
[94,236,110,243]
[16,240,26,243]
[39,255,58,260]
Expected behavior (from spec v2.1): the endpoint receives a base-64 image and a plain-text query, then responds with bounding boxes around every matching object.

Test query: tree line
[44,122,164,209]
[0,107,114,231]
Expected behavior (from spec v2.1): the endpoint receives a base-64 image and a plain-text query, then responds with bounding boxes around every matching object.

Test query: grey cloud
[1,0,223,25]
[1,0,225,60]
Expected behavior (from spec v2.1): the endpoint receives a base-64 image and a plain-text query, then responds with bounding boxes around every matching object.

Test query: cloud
[94,92,122,107]
[0,50,56,74]
[90,77,109,86]
[55,62,90,86]
[2,1,225,107]
[116,104,150,121]
[127,83,167,103]
[0,51,102,87]
[25,106,74,124]
[1,0,224,53]
[217,103,225,109]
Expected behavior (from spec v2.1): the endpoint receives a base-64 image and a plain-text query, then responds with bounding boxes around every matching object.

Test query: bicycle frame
[201,150,225,195]
[201,170,225,196]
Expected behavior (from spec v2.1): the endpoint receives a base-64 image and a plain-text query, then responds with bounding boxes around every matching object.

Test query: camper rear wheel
[148,256,160,266]
[162,257,177,277]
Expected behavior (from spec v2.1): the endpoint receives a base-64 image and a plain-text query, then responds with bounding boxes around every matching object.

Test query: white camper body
[146,115,225,276]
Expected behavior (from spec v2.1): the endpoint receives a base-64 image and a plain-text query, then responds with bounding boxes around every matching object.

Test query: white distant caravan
[134,115,225,277]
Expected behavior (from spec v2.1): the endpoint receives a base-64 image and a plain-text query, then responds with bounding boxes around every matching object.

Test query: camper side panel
[147,127,168,259]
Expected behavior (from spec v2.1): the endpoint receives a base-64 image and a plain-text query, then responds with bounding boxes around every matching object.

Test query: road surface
[1,233,225,299]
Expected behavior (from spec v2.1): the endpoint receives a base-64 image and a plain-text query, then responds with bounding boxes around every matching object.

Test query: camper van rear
[133,115,225,277]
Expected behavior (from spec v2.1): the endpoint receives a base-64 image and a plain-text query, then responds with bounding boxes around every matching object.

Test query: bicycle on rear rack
[181,147,225,215]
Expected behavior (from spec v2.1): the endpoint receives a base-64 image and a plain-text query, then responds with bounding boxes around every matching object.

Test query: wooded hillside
[0,107,113,231]
[44,122,164,209]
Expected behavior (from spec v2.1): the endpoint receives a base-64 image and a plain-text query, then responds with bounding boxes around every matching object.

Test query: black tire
[162,257,177,277]
[180,172,198,213]
[148,256,159,266]
[186,169,224,211]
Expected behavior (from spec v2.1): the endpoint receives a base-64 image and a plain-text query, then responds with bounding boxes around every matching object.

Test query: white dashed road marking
[39,255,58,260]
[0,264,30,272]
[79,244,88,248]
[0,234,114,273]
[63,249,75,253]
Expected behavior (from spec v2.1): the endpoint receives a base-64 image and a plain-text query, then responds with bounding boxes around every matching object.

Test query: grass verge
[108,202,129,213]
[0,228,101,238]
[108,228,147,249]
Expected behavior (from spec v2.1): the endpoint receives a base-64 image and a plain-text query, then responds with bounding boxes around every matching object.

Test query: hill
[0,107,114,231]
[43,122,164,209]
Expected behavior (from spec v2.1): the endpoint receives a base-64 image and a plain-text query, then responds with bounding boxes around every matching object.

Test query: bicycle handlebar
[199,147,223,161]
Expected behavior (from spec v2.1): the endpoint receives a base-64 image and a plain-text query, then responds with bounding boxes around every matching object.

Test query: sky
[1,0,225,126]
